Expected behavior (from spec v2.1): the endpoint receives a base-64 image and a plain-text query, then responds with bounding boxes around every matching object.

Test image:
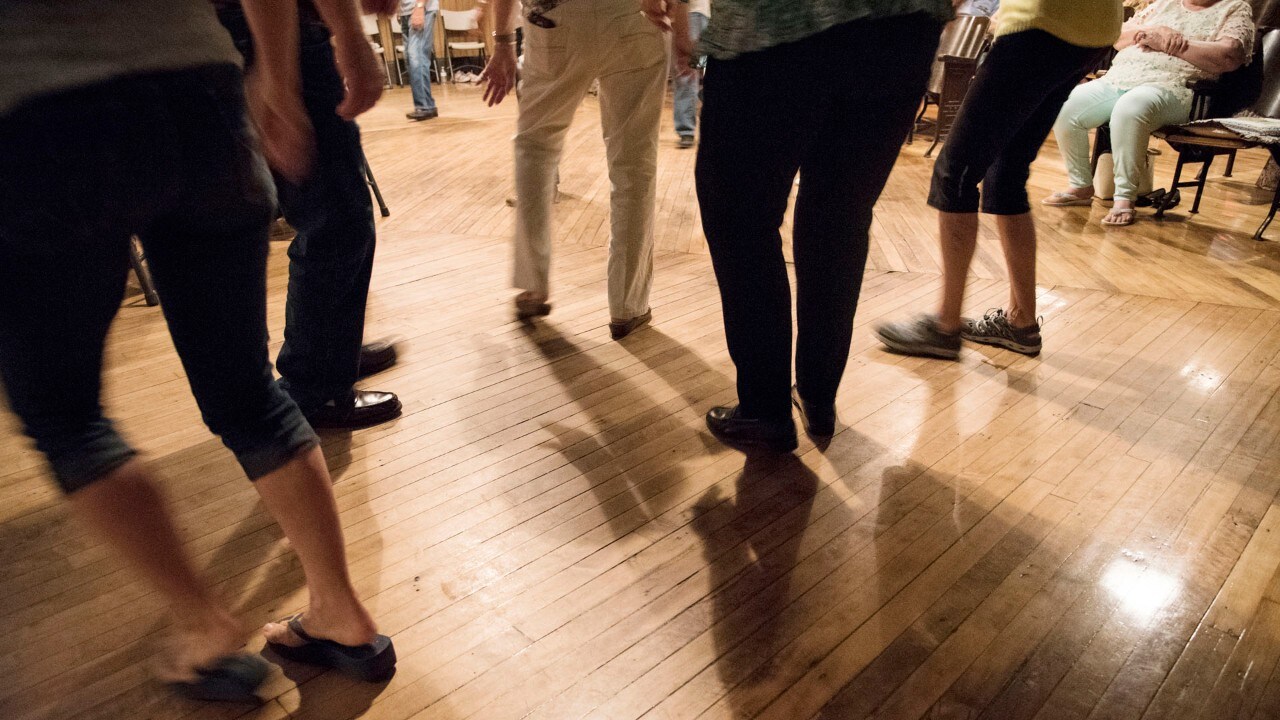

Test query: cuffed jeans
[0,66,317,493]
[220,9,378,414]
[697,14,941,419]
[1054,80,1190,201]
[673,11,708,139]
[513,0,667,320]
[401,12,438,113]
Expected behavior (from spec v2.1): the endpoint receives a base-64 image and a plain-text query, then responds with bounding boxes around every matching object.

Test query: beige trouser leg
[597,22,666,320]
[511,0,666,320]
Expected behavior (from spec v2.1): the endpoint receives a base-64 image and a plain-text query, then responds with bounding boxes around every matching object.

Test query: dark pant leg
[982,44,1109,215]
[219,11,377,413]
[793,15,942,407]
[928,30,1105,215]
[138,67,317,480]
[696,43,816,419]
[0,77,189,492]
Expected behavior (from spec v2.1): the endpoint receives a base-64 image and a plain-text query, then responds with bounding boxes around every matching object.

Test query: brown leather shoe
[609,310,652,340]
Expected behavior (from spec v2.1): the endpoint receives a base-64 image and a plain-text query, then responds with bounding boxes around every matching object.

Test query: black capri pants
[928,29,1109,216]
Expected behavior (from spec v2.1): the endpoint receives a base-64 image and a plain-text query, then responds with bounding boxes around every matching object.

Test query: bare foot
[156,608,246,683]
[263,605,377,649]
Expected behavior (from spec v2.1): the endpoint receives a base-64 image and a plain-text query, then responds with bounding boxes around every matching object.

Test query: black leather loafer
[358,340,399,379]
[307,390,402,430]
[705,405,798,453]
[791,386,835,437]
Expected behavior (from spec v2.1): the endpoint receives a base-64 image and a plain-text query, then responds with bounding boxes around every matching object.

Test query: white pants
[512,0,667,320]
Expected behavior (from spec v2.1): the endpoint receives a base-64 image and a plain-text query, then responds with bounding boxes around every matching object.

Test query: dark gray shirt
[700,0,956,59]
[0,0,241,116]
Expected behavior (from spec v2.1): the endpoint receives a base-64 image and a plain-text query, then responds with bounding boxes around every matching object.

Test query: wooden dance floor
[6,86,1280,720]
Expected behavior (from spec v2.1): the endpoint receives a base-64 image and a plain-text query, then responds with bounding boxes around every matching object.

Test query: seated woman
[1045,0,1254,226]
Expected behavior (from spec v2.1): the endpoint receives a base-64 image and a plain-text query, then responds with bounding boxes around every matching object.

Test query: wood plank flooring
[5,85,1280,720]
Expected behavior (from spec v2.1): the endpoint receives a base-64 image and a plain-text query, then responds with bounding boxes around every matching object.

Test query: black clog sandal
[265,615,396,683]
[167,653,269,702]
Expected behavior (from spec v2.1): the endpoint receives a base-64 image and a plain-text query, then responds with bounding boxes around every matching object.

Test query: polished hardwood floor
[5,84,1280,720]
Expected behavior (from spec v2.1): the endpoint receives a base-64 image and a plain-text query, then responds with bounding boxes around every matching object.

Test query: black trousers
[219,9,378,413]
[929,29,1108,215]
[696,14,942,419]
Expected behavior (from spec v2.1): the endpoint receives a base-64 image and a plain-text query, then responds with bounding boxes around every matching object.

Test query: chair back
[441,8,478,32]
[360,13,380,36]
[927,15,991,95]
[1251,28,1280,118]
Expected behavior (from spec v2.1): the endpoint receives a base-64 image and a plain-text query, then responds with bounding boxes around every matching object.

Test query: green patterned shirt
[700,0,956,59]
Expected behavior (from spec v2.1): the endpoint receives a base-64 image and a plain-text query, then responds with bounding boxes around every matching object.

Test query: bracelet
[492,31,518,44]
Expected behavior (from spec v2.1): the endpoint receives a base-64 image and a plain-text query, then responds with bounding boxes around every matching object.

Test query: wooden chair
[441,8,487,81]
[1149,28,1279,237]
[908,14,992,156]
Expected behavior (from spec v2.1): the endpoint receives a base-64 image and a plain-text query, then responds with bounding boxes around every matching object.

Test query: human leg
[672,11,708,143]
[0,70,262,695]
[137,66,384,660]
[512,4,598,306]
[1109,85,1191,203]
[402,12,439,116]
[1051,79,1124,197]
[597,8,667,324]
[697,44,811,427]
[793,14,940,410]
[973,43,1102,347]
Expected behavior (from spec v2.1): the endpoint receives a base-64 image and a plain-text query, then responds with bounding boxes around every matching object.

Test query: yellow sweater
[996,0,1124,49]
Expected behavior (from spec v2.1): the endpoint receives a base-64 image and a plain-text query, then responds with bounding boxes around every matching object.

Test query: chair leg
[925,134,941,159]
[1256,188,1280,240]
[363,154,390,218]
[1157,153,1188,219]
[129,237,160,307]
[1190,157,1212,214]
[1225,150,1237,178]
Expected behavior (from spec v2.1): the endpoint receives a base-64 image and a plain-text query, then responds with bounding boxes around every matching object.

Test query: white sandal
[1042,191,1094,207]
[1101,207,1136,227]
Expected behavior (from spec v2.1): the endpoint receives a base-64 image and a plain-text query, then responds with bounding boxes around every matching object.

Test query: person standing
[401,0,441,121]
[215,0,404,430]
[874,1,1128,360]
[691,0,955,452]
[480,0,690,340]
[673,0,710,149]
[0,0,394,702]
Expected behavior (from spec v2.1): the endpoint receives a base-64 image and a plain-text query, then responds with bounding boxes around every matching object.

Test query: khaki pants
[513,0,666,320]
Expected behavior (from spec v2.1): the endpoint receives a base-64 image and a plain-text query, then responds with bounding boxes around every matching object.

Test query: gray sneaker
[962,308,1042,356]
[875,314,962,360]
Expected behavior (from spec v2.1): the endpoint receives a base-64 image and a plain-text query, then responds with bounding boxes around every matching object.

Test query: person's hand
[245,68,314,183]
[333,39,386,119]
[480,43,518,106]
[411,5,426,30]
[672,23,696,78]
[1141,25,1188,56]
[640,0,671,32]
[360,0,397,15]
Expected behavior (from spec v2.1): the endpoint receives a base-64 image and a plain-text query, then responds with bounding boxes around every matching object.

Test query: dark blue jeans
[219,9,378,414]
[0,65,317,493]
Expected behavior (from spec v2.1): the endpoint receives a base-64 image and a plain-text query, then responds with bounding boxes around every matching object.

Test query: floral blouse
[1104,0,1256,102]
[699,0,956,59]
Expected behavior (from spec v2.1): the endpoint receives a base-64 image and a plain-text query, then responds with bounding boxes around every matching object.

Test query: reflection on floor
[4,86,1280,720]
